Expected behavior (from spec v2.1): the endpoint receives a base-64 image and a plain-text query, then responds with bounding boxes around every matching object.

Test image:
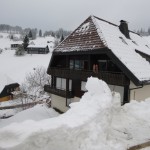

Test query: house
[44,15,150,112]
[29,36,55,53]
[0,74,20,102]
[27,45,49,54]
[10,41,23,50]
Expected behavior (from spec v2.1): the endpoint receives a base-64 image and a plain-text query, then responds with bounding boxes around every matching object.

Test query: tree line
[135,28,150,36]
[0,24,71,39]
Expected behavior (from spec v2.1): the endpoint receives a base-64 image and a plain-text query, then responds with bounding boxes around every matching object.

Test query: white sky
[0,0,150,31]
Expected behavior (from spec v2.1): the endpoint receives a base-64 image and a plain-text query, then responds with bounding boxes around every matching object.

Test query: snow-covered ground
[0,33,53,84]
[0,77,150,150]
[0,104,59,128]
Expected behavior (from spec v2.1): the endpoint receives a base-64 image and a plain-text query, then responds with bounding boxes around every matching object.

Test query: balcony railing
[48,68,130,86]
[44,85,73,98]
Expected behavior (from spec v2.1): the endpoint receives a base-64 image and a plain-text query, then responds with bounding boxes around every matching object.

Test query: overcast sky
[0,0,150,31]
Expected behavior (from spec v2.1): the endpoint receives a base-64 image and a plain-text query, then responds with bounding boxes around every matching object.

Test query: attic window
[145,45,150,49]
[132,41,138,46]
[119,37,128,45]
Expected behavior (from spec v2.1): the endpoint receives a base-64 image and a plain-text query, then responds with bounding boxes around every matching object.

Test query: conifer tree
[60,34,64,42]
[23,35,29,50]
[39,29,42,37]
[28,30,32,39]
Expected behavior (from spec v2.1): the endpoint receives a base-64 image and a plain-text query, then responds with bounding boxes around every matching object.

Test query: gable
[54,16,106,53]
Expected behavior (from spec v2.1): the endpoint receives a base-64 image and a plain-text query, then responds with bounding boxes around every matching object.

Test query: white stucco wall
[130,82,150,101]
[51,95,80,113]
[51,94,69,112]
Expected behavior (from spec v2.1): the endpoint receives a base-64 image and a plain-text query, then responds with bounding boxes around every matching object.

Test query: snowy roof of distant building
[10,41,23,45]
[0,73,15,92]
[29,36,54,49]
[53,15,150,83]
[27,44,48,48]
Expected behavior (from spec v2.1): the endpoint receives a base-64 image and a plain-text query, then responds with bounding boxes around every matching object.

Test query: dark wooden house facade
[0,83,20,102]
[27,45,49,54]
[45,16,150,112]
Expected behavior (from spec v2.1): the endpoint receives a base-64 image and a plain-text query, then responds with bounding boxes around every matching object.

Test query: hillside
[0,33,54,84]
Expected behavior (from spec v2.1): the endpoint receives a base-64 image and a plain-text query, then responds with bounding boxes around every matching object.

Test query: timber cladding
[0,96,11,102]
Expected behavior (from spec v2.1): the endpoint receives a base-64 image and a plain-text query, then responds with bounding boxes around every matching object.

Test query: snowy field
[0,77,150,150]
[0,33,53,84]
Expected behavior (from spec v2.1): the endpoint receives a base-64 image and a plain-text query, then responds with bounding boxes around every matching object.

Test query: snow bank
[0,77,115,150]
[1,77,150,150]
[0,104,59,128]
[110,99,150,148]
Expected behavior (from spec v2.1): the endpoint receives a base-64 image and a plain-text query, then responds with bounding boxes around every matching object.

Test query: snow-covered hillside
[0,77,150,150]
[0,33,54,84]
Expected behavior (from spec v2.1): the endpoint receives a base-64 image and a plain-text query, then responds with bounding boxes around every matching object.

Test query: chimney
[119,20,130,39]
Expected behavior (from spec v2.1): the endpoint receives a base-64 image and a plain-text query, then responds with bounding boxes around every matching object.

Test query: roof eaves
[107,48,142,86]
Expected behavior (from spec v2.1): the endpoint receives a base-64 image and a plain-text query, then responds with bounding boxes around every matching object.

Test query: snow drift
[1,77,150,150]
[0,77,115,150]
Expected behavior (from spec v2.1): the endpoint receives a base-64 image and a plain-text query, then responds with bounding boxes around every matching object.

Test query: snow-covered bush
[15,44,25,56]
[22,66,51,101]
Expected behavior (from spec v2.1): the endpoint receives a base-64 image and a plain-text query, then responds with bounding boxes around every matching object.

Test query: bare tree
[25,67,51,100]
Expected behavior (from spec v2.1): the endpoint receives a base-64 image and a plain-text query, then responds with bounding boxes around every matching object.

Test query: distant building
[11,44,20,49]
[0,74,20,102]
[27,45,49,54]
[10,40,23,50]
[44,15,150,113]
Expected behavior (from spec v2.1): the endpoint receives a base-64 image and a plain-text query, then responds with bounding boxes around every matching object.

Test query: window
[56,78,66,90]
[145,45,150,49]
[119,37,128,45]
[69,80,72,91]
[70,59,86,70]
[7,89,10,93]
[75,60,80,69]
[81,81,87,91]
[132,41,138,45]
[56,78,72,91]
[98,60,107,71]
[70,60,74,69]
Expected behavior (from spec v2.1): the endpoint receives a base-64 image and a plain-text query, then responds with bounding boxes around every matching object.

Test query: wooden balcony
[44,85,73,98]
[48,68,130,86]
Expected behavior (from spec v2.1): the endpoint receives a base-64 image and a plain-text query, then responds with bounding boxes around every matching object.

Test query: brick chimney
[119,20,130,39]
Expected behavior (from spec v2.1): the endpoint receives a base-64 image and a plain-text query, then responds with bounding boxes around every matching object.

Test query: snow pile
[1,78,150,149]
[0,109,16,118]
[0,104,59,128]
[110,99,150,148]
[0,77,115,150]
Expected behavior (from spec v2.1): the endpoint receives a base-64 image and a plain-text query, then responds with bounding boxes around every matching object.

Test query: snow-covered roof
[53,16,150,83]
[0,73,15,92]
[27,44,48,48]
[29,36,54,50]
[92,16,150,82]
[10,41,23,45]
